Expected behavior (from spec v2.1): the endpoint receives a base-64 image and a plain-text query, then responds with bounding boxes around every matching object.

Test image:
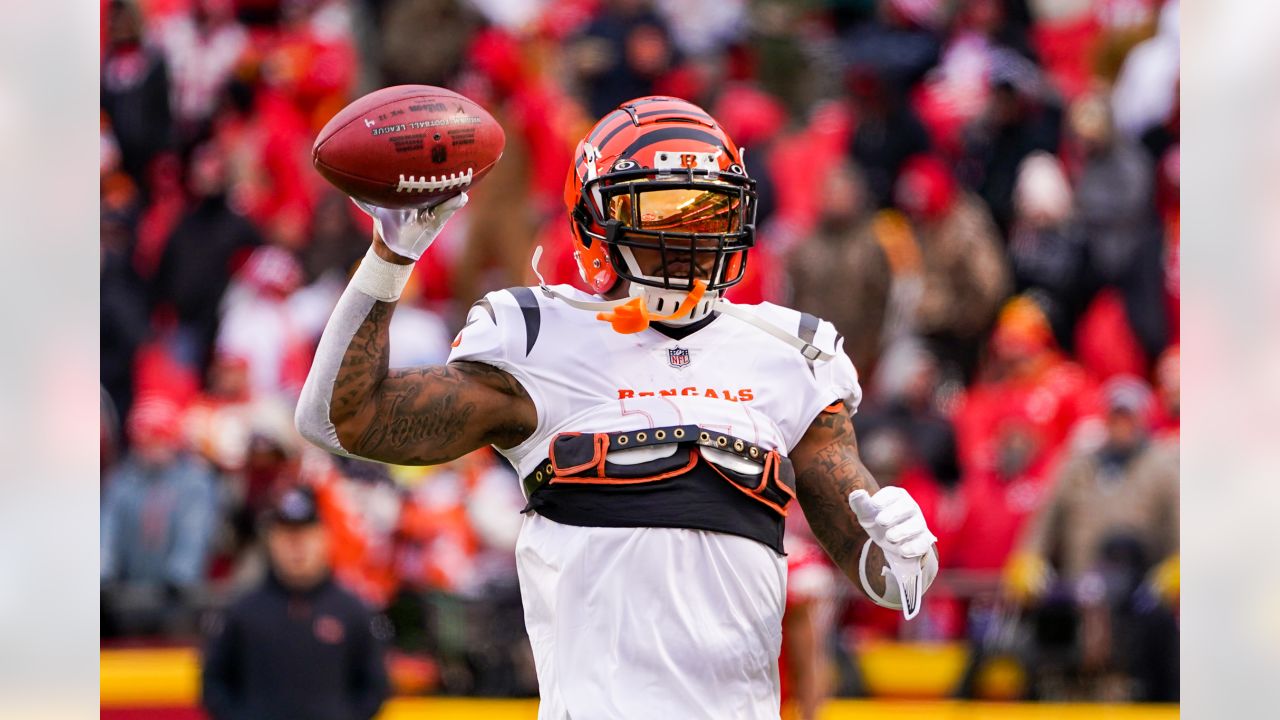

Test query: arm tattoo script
[792,409,889,597]
[329,301,535,465]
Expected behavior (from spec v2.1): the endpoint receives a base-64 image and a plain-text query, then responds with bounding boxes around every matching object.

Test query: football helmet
[564,96,757,324]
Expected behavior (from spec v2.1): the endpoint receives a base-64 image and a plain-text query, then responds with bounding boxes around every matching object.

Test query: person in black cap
[201,486,391,720]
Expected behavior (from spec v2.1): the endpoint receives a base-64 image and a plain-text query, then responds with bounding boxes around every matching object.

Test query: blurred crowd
[99,0,1180,707]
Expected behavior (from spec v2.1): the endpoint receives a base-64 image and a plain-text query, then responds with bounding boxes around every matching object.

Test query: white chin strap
[530,246,833,361]
[613,245,717,326]
[625,282,717,326]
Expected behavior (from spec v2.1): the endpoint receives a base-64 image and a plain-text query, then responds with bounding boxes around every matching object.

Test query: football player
[296,96,939,718]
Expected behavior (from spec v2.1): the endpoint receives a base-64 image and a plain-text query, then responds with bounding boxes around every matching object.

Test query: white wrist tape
[349,246,415,302]
[859,539,939,620]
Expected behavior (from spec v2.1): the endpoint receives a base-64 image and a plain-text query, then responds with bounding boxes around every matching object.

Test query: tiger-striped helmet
[564,96,757,297]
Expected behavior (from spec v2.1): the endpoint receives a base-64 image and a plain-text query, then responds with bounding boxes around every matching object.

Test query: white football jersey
[447,284,861,720]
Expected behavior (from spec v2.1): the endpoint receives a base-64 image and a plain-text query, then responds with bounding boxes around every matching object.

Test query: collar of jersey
[649,311,720,340]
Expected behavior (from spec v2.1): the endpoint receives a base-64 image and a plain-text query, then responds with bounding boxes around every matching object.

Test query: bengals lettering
[617,388,755,402]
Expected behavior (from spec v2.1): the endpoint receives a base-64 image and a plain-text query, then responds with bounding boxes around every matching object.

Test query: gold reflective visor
[607,185,742,235]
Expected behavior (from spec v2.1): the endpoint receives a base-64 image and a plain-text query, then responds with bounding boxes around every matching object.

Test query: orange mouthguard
[596,280,708,334]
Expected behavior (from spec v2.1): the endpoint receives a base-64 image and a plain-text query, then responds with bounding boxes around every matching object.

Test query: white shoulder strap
[710,302,834,362]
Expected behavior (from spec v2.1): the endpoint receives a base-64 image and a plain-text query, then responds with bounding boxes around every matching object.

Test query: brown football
[312,85,506,209]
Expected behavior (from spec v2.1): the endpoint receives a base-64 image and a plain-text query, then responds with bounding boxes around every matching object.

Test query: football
[312,85,506,209]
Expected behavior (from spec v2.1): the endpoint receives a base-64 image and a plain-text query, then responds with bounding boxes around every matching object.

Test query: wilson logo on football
[396,167,473,193]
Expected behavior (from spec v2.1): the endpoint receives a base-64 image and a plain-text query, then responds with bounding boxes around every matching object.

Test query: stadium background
[98,0,1180,716]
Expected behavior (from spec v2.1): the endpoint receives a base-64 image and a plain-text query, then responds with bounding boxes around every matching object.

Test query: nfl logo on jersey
[668,347,691,369]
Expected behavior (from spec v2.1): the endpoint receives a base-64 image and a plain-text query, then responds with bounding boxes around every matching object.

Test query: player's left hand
[848,487,937,560]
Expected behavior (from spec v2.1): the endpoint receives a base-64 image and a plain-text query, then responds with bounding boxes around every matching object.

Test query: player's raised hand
[848,487,936,559]
[353,192,469,262]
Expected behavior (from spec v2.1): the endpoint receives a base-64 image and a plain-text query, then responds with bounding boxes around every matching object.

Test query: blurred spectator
[311,457,404,607]
[102,0,173,195]
[846,67,933,210]
[760,100,857,253]
[569,0,678,119]
[133,152,192,280]
[954,295,1097,477]
[269,0,360,130]
[1006,375,1178,700]
[1110,0,1179,141]
[154,0,248,143]
[747,1,831,114]
[952,416,1052,573]
[841,0,943,94]
[860,338,960,489]
[202,486,391,720]
[102,210,152,431]
[216,246,316,397]
[150,141,263,376]
[786,160,891,371]
[652,0,745,56]
[1068,90,1168,362]
[389,453,533,695]
[184,354,257,474]
[911,0,1037,157]
[1007,151,1087,350]
[101,396,219,636]
[380,0,478,87]
[839,0,950,208]
[956,48,1061,236]
[303,190,368,281]
[895,154,1011,380]
[183,351,303,576]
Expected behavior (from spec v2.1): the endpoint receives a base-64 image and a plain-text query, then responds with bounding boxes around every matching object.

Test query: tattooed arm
[297,232,537,466]
[790,406,889,598]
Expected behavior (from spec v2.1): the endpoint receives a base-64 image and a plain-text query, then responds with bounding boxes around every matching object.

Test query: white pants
[516,514,787,719]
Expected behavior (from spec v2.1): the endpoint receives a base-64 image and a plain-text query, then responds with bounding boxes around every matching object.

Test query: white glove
[849,487,938,620]
[352,192,469,261]
[849,486,937,559]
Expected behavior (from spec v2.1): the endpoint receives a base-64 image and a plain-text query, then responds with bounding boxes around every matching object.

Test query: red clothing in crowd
[954,356,1099,477]
[766,102,856,243]
[1074,288,1148,381]
[949,461,1054,571]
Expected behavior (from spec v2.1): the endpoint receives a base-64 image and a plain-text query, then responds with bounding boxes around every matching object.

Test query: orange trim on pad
[548,433,611,477]
[549,450,698,486]
[705,459,790,517]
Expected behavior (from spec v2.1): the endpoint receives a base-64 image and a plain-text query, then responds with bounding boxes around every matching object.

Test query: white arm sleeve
[294,248,413,456]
